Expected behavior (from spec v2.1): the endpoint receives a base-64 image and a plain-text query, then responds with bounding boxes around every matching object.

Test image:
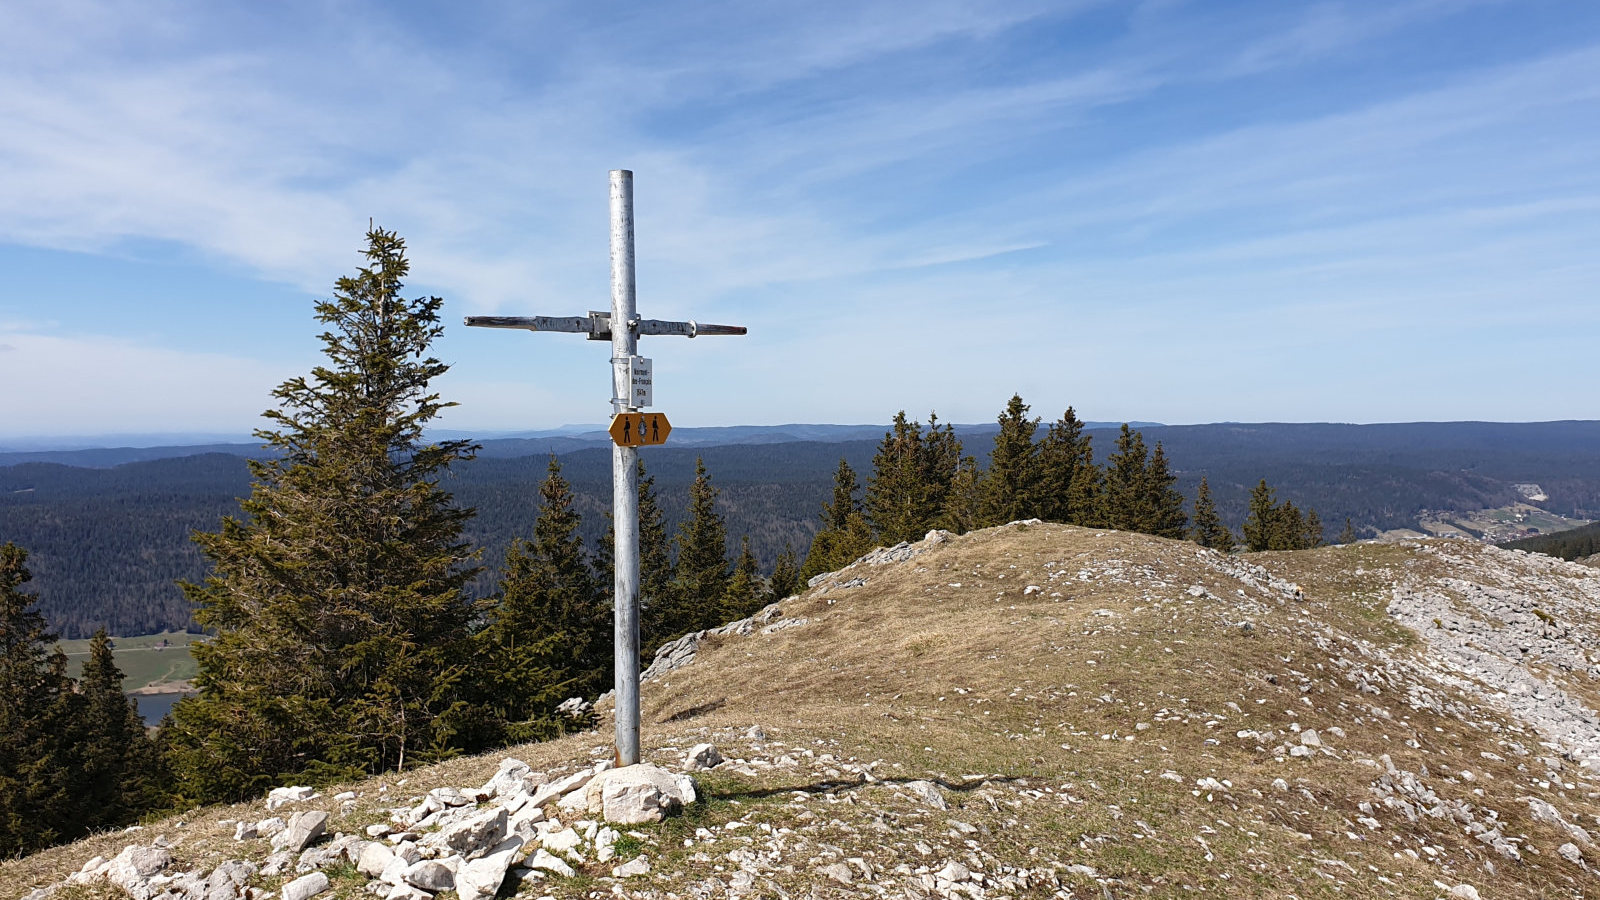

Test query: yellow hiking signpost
[609,411,671,447]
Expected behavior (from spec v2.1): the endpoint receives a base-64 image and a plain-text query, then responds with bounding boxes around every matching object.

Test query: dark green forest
[1502,521,1600,561]
[5,421,1600,637]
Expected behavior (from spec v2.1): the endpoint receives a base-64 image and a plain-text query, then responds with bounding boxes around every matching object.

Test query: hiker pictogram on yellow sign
[609,412,672,447]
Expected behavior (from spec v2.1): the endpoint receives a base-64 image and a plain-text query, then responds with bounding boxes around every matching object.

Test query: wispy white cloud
[0,0,1596,430]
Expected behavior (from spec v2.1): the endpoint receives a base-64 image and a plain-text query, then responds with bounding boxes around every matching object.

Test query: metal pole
[609,170,642,767]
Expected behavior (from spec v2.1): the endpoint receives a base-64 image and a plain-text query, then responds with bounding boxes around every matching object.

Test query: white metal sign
[630,356,653,408]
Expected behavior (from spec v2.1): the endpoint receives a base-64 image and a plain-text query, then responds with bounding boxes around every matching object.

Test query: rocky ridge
[10,524,1600,899]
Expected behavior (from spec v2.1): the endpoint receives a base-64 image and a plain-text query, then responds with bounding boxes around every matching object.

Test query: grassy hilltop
[9,524,1600,899]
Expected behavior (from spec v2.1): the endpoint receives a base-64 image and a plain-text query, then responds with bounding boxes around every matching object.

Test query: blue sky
[2,1,1597,441]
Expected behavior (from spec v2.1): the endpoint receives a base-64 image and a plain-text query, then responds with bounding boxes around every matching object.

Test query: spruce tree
[769,545,802,600]
[670,459,733,637]
[976,395,1040,527]
[939,455,984,535]
[823,458,863,532]
[1036,407,1100,525]
[478,458,607,744]
[167,229,480,801]
[1243,480,1277,552]
[722,537,768,622]
[865,412,963,543]
[802,460,877,580]
[919,413,963,529]
[601,459,676,659]
[1304,509,1325,549]
[1189,477,1235,552]
[0,543,79,855]
[1102,425,1149,533]
[79,630,164,826]
[1337,518,1357,545]
[1143,443,1189,538]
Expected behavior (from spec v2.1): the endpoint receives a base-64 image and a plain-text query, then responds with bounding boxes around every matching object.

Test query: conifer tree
[769,545,801,600]
[977,395,1040,527]
[1304,509,1325,549]
[1144,443,1189,539]
[823,458,863,532]
[1243,479,1277,552]
[78,630,164,825]
[864,411,963,542]
[1103,424,1150,533]
[939,455,984,535]
[167,229,480,801]
[1036,407,1100,525]
[1189,477,1235,551]
[601,460,676,658]
[802,460,877,580]
[722,537,768,622]
[1337,518,1357,545]
[478,458,606,743]
[0,543,78,855]
[669,459,732,637]
[919,413,963,528]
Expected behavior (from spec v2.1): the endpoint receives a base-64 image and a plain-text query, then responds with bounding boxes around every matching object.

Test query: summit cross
[465,169,747,766]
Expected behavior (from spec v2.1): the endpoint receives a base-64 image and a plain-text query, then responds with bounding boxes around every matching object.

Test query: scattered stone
[1560,842,1584,864]
[747,725,767,741]
[685,743,723,770]
[357,841,395,877]
[455,836,526,900]
[233,821,257,841]
[821,861,854,884]
[281,872,330,900]
[1449,885,1481,900]
[422,806,507,860]
[1300,729,1323,748]
[273,810,328,853]
[602,764,692,824]
[402,859,455,892]
[266,786,316,810]
[527,848,577,878]
[903,780,948,810]
[613,855,651,878]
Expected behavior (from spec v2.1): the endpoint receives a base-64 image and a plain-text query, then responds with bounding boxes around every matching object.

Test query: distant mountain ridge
[4,419,1598,638]
[0,422,1156,468]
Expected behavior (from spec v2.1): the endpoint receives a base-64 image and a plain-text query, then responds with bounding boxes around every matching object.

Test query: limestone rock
[540,827,582,857]
[357,841,395,877]
[233,821,257,841]
[613,855,651,878]
[280,872,329,900]
[266,786,316,810]
[455,836,525,900]
[422,806,507,860]
[602,763,691,824]
[480,758,539,800]
[904,780,947,810]
[527,768,595,809]
[402,859,455,892]
[273,810,328,852]
[526,847,577,878]
[821,862,854,884]
[106,844,171,887]
[684,743,723,771]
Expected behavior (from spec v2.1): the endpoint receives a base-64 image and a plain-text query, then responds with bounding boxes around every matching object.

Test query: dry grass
[8,524,1600,899]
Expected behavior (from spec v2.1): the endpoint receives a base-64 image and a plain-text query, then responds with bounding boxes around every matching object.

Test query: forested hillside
[1503,521,1600,561]
[4,420,1599,638]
